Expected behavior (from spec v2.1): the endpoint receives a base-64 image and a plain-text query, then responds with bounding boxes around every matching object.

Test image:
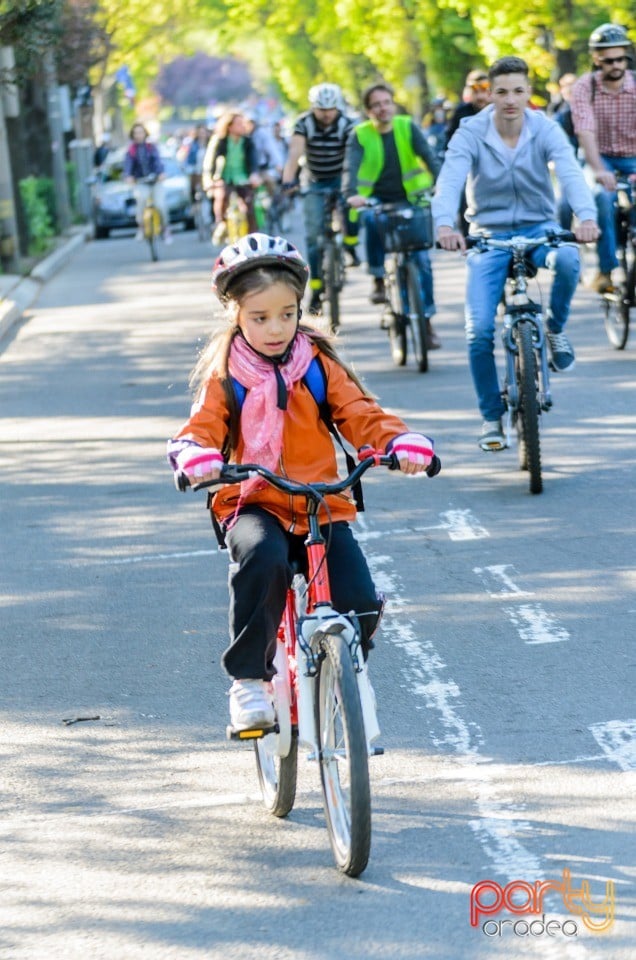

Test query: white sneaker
[163,227,173,245]
[228,679,275,730]
[135,229,143,242]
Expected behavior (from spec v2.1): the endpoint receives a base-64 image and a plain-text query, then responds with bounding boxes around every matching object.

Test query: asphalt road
[0,221,634,960]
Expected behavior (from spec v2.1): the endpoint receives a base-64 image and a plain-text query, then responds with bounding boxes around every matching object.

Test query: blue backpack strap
[302,355,327,407]
[304,355,365,512]
[231,376,247,409]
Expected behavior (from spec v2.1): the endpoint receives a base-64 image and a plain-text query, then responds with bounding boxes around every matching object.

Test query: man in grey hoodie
[432,56,599,451]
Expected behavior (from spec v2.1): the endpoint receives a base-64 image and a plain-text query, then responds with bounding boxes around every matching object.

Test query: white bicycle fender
[272,641,292,757]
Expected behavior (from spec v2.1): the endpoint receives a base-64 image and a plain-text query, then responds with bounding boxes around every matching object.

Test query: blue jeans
[465,222,580,422]
[594,155,636,273]
[302,178,342,289]
[363,207,436,316]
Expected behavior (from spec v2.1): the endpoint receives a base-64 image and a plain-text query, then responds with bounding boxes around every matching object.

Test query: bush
[18,177,55,254]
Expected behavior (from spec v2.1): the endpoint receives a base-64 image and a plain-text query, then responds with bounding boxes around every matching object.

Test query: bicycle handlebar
[464,230,576,252]
[177,449,441,494]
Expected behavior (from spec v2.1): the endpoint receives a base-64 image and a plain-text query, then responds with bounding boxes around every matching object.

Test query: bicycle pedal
[226,722,279,741]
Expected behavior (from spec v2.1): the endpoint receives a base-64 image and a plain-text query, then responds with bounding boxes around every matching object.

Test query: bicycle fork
[502,309,553,425]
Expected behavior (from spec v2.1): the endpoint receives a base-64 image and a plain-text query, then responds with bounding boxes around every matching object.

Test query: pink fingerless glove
[169,440,224,479]
[388,432,434,467]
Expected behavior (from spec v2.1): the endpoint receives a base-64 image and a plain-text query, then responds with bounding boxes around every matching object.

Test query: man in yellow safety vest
[344,82,441,348]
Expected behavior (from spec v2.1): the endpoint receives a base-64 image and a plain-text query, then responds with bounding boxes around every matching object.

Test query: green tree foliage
[196,0,634,110]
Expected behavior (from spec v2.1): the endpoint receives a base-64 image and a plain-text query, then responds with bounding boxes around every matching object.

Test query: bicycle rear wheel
[386,268,406,366]
[254,612,298,818]
[405,260,429,372]
[325,241,341,332]
[316,631,371,877]
[602,282,630,350]
[516,320,542,494]
[254,729,298,818]
[195,195,209,242]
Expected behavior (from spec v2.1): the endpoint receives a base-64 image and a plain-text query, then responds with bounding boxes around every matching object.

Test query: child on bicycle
[168,232,437,730]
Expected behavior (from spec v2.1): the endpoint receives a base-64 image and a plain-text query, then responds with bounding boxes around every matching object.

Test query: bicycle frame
[287,493,380,758]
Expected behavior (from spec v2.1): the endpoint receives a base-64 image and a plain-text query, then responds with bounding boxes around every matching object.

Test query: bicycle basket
[380,204,433,252]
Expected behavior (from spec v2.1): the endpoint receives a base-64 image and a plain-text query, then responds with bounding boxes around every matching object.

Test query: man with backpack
[571,23,636,292]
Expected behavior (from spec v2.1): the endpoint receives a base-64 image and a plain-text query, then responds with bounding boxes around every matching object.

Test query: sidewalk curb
[0,226,92,343]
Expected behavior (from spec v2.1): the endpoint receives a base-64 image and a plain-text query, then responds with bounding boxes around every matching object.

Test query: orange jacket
[172,346,410,534]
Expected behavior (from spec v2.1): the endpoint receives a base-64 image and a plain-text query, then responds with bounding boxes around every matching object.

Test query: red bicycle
[185,449,440,876]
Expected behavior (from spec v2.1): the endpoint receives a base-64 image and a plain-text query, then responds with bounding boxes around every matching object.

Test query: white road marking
[438,509,490,541]
[589,719,636,771]
[504,603,570,645]
[368,553,548,882]
[473,563,534,597]
[92,548,218,565]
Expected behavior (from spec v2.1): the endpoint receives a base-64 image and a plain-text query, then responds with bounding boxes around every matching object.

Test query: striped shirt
[571,70,636,157]
[293,111,355,181]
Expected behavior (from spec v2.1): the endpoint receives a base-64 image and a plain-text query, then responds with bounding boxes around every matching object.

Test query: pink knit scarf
[227,330,314,496]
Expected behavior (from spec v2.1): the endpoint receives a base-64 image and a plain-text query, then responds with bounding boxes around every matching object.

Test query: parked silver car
[90,149,194,238]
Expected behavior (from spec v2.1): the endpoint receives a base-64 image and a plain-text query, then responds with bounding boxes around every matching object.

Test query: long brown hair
[189,266,373,455]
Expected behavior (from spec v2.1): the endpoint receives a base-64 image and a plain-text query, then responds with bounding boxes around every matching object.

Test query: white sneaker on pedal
[228,679,275,730]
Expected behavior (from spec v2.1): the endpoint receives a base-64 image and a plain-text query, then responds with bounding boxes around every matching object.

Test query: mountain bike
[364,196,434,372]
[138,174,163,262]
[181,449,441,876]
[466,230,576,495]
[599,177,635,350]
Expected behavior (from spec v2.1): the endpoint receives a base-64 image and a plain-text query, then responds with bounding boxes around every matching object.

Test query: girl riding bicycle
[168,233,437,731]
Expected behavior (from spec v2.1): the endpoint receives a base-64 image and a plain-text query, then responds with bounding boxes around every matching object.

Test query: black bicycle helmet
[589,23,631,49]
[211,233,309,300]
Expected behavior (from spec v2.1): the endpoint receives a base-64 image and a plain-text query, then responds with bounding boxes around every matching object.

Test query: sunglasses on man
[600,55,631,65]
[470,81,490,92]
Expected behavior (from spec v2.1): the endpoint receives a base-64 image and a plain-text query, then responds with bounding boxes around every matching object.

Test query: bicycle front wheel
[516,320,542,494]
[316,631,371,877]
[405,260,429,373]
[254,611,298,818]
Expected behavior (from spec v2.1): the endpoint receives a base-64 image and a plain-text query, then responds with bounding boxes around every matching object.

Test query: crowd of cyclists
[122,21,635,447]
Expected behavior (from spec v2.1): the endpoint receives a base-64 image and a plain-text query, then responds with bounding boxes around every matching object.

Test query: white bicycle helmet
[308,82,343,110]
[589,23,631,50]
[211,233,309,299]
